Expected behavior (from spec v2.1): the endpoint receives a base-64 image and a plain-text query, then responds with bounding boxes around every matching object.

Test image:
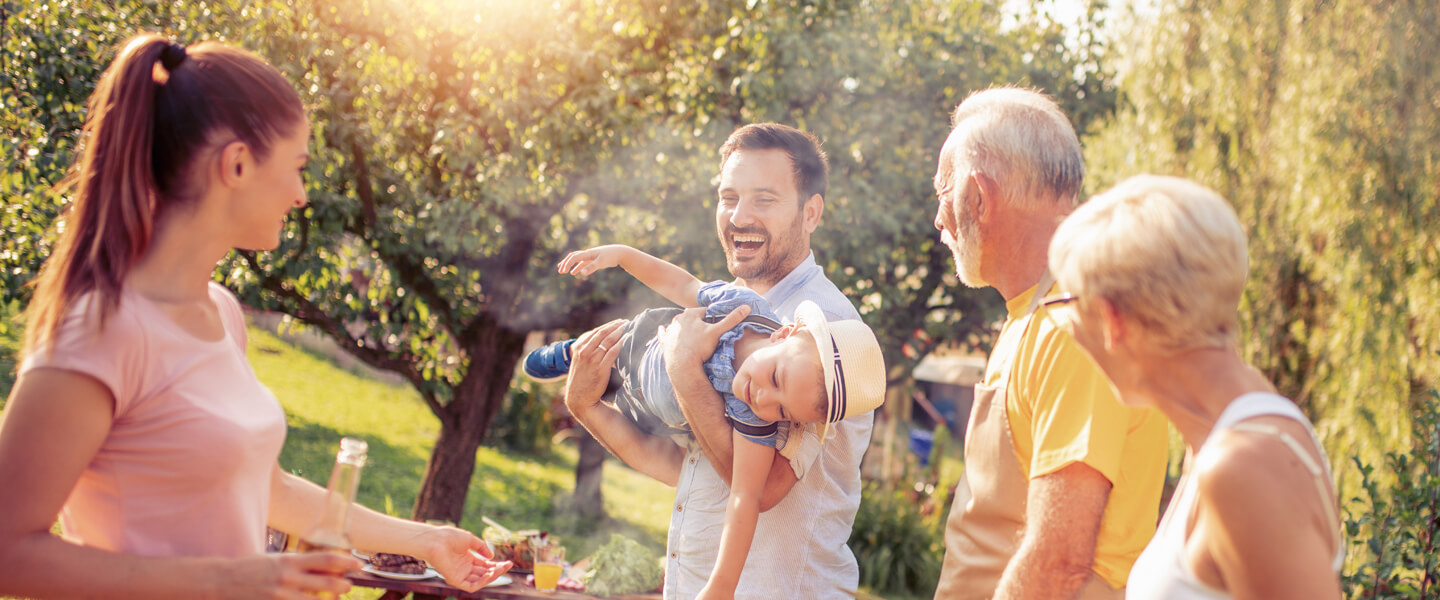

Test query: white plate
[362,565,440,580]
[485,574,513,588]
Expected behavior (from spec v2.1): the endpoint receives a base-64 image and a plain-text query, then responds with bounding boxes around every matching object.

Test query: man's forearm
[558,319,684,483]
[569,397,684,486]
[657,305,801,508]
[670,361,736,479]
[994,462,1112,600]
[993,541,1096,600]
[671,368,801,509]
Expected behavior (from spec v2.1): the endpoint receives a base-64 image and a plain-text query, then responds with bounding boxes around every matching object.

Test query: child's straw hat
[794,301,886,442]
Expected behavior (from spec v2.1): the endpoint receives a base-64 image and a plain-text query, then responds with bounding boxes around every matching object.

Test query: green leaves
[849,481,945,596]
[1087,1,1439,587]
[4,0,1121,519]
[0,297,22,403]
[1343,388,1440,599]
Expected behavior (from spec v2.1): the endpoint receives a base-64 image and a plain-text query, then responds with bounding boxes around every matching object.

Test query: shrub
[1343,386,1440,598]
[850,480,944,597]
[486,379,555,454]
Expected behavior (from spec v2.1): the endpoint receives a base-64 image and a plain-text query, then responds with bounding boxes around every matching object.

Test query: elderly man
[930,88,1168,599]
[565,123,873,599]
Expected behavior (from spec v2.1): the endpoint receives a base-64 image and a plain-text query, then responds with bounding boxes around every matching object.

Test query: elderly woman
[1044,175,1343,600]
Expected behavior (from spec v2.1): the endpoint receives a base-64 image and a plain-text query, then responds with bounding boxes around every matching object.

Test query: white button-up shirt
[664,252,874,599]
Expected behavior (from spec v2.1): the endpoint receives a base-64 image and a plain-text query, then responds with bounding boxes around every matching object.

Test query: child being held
[525,244,885,599]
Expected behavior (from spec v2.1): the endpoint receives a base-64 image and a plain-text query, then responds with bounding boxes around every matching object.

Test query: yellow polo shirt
[985,283,1169,589]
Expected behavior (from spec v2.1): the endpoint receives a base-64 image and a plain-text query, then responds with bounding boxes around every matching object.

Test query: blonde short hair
[1048,175,1248,352]
[942,86,1084,210]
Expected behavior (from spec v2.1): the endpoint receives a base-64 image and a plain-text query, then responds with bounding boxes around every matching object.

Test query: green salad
[583,534,664,597]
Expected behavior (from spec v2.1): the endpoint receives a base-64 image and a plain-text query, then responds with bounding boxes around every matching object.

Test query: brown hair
[719,123,829,205]
[23,33,304,356]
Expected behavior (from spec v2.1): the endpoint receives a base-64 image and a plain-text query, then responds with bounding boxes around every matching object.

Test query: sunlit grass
[245,324,673,598]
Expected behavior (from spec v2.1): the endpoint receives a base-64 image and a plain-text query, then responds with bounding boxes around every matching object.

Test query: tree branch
[352,141,377,232]
[237,251,441,415]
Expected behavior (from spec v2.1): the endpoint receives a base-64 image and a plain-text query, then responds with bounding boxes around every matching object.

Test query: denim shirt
[637,281,789,448]
[697,281,790,447]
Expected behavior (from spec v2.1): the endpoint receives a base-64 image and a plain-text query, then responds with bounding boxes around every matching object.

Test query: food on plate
[368,552,428,575]
[482,527,540,571]
[582,534,664,597]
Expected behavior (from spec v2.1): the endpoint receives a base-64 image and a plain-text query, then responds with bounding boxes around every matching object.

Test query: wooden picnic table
[347,569,662,600]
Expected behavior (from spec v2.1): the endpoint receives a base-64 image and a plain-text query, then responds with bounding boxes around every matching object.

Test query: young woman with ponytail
[0,34,510,599]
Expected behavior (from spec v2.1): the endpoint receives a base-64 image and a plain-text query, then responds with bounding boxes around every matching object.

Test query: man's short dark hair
[719,123,829,204]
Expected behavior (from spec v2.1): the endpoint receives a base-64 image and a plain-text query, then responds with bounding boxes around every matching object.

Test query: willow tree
[1083,0,1440,493]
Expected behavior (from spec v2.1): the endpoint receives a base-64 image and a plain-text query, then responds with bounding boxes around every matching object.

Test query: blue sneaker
[523,339,575,382]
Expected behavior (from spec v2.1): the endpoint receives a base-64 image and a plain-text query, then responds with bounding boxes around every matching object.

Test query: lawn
[244,324,674,598]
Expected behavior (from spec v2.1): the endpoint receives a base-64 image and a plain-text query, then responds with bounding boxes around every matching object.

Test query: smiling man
[714,135,821,291]
[564,123,875,600]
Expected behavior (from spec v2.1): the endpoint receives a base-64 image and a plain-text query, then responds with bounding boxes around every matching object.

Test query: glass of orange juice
[532,539,565,592]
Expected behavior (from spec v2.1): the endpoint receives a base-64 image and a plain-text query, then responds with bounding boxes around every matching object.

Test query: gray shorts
[604,307,689,436]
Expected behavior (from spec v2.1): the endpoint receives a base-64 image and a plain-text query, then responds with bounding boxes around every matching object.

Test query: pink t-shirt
[20,282,287,557]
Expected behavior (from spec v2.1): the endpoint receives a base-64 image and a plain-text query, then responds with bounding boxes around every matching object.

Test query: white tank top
[1126,392,1344,599]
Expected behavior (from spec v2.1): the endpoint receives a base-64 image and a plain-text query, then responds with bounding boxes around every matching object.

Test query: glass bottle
[295,437,368,556]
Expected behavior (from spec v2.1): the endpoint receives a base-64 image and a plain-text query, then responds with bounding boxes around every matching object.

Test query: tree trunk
[412,322,526,524]
[572,429,607,519]
[413,418,485,524]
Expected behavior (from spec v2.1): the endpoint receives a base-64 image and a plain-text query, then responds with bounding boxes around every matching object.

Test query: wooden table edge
[347,569,660,599]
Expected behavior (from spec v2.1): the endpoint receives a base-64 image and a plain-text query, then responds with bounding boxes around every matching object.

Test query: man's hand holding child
[563,319,628,417]
[657,305,750,372]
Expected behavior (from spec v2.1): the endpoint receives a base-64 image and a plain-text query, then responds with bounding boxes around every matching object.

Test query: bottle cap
[339,437,369,466]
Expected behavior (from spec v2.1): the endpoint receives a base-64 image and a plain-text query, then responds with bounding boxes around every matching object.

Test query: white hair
[943,87,1084,211]
[1048,175,1249,352]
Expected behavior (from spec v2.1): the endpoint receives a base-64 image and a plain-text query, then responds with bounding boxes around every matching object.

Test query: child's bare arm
[557,245,702,307]
[698,432,775,600]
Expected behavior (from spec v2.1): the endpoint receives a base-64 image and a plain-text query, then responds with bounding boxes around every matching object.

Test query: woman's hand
[212,552,361,600]
[419,526,512,592]
[557,245,630,278]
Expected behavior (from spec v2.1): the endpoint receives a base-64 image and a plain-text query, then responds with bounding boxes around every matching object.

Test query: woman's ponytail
[23,31,302,357]
[25,34,179,356]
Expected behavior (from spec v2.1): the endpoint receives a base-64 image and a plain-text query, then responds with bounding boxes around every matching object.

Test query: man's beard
[946,206,987,288]
[721,217,807,287]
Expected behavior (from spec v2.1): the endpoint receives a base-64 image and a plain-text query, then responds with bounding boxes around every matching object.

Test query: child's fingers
[558,251,589,275]
[575,259,600,277]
